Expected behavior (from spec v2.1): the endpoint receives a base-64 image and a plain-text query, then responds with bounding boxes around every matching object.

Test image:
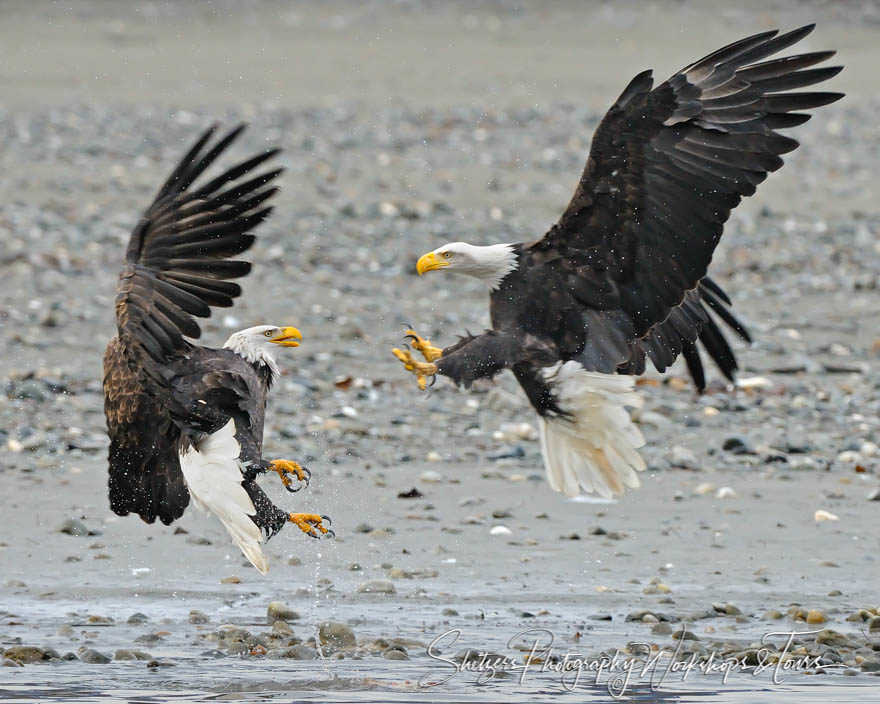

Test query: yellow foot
[391,347,438,391]
[288,512,333,539]
[403,329,443,362]
[269,459,310,493]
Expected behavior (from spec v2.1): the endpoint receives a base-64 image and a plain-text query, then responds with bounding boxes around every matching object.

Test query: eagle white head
[416,242,518,291]
[223,324,302,378]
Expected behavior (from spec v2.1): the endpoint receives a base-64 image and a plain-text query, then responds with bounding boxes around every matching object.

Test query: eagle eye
[265,330,273,337]
[443,251,452,259]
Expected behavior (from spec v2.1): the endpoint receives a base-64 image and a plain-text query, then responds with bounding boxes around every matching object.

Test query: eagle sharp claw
[288,513,333,539]
[403,329,443,362]
[391,348,438,391]
[270,460,310,493]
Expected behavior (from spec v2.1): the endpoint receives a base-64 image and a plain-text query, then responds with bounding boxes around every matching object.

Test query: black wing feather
[527,25,840,383]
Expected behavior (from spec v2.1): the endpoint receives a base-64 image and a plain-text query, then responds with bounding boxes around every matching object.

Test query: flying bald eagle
[103,125,332,574]
[394,26,842,498]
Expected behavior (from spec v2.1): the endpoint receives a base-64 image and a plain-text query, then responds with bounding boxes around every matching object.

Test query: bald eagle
[394,26,842,498]
[103,125,332,574]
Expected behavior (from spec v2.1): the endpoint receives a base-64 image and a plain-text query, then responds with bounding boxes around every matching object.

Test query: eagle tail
[538,362,646,499]
[178,419,269,574]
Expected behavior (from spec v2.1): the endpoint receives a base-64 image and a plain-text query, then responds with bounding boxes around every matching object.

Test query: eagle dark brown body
[102,126,330,572]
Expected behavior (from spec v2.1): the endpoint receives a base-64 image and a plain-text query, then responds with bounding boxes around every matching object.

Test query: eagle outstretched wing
[104,125,282,525]
[115,124,282,366]
[530,24,842,377]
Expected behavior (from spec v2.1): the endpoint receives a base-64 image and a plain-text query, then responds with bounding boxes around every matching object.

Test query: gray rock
[114,649,153,661]
[127,612,149,624]
[441,608,459,616]
[487,444,525,460]
[58,518,100,537]
[357,580,396,595]
[267,601,300,623]
[318,621,356,649]
[868,488,880,502]
[652,623,673,636]
[189,610,209,624]
[285,645,318,660]
[667,445,699,469]
[815,629,850,647]
[722,436,754,455]
[78,648,111,664]
[383,647,409,660]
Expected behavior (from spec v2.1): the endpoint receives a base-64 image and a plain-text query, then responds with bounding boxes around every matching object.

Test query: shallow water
[3,664,880,704]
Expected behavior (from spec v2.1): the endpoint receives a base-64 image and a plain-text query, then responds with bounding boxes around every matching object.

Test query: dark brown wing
[530,25,841,373]
[115,124,282,364]
[104,125,281,524]
[103,337,188,525]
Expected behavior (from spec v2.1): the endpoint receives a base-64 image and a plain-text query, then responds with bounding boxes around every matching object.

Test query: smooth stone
[114,649,153,661]
[652,623,673,636]
[815,629,850,647]
[58,518,98,537]
[383,647,409,660]
[318,622,356,649]
[357,580,396,595]
[286,645,318,660]
[127,612,149,624]
[3,646,44,664]
[78,648,111,664]
[267,601,300,623]
[189,610,209,625]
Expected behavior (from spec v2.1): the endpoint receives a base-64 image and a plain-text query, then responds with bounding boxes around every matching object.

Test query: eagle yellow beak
[270,327,303,347]
[416,251,449,275]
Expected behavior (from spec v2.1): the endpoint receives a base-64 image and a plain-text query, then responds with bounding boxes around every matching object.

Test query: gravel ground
[1,1,879,700]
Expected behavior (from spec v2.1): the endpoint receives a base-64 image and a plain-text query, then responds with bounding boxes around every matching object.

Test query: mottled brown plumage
[103,125,283,527]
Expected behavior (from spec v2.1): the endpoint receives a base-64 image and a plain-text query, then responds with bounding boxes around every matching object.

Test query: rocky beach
[1,1,878,701]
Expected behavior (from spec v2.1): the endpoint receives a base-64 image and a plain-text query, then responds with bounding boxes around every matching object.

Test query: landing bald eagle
[394,26,842,498]
[103,125,331,574]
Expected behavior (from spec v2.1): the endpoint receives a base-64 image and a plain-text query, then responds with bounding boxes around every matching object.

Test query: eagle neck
[472,243,518,291]
[223,335,280,385]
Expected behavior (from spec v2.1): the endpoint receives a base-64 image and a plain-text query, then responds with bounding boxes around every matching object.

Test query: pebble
[667,445,699,469]
[266,601,300,623]
[357,580,396,594]
[189,610,209,624]
[2,646,45,664]
[114,649,153,661]
[318,622,356,649]
[814,510,839,522]
[78,648,111,664]
[806,609,828,624]
[57,518,99,537]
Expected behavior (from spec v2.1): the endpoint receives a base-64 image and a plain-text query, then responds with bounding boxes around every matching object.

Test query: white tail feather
[538,362,646,499]
[179,419,269,574]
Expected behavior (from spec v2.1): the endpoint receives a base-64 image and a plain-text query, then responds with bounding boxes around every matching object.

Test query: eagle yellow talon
[392,348,438,390]
[270,459,310,493]
[288,512,332,539]
[403,329,443,362]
